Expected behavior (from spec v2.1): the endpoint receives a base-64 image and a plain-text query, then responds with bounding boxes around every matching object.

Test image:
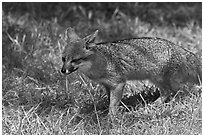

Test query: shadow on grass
[79,86,161,116]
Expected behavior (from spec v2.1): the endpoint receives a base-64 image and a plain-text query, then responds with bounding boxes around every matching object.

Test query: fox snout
[61,63,78,75]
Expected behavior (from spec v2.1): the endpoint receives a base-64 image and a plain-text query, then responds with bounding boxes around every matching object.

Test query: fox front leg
[109,83,125,115]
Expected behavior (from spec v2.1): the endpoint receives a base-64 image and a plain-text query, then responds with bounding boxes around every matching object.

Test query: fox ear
[84,30,98,44]
[66,27,80,42]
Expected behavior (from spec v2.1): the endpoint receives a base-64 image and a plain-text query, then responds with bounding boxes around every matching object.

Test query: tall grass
[2,2,202,135]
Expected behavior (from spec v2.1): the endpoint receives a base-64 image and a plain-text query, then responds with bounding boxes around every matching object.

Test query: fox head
[61,28,98,75]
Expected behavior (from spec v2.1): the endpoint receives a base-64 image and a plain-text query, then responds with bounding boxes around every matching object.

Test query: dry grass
[2,2,202,135]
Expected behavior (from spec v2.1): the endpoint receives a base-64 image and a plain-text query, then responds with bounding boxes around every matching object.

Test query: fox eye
[62,57,66,62]
[71,58,83,64]
[72,58,81,62]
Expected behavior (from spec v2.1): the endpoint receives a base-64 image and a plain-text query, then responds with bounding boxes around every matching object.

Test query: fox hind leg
[156,72,182,103]
[167,71,184,101]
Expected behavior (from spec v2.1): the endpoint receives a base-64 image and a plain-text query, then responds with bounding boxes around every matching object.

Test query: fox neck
[79,50,107,80]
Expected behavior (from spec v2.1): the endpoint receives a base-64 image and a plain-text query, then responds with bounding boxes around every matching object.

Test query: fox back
[61,28,201,114]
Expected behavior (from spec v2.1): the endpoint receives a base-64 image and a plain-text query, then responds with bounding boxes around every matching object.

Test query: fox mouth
[61,67,78,75]
[67,67,78,74]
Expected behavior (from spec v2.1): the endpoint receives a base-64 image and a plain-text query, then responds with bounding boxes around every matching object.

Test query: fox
[61,27,202,115]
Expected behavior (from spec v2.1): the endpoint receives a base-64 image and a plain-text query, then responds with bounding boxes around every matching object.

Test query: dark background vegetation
[3,2,202,27]
[2,2,202,135]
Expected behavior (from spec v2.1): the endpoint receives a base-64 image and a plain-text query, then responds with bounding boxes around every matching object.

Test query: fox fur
[61,27,202,115]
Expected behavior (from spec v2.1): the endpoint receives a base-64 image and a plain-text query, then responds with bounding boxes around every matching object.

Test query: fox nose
[61,68,67,74]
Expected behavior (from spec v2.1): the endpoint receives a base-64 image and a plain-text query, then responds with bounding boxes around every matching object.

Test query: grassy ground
[2,2,202,135]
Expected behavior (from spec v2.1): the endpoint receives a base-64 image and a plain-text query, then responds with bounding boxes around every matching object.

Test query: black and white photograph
[2,2,202,135]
